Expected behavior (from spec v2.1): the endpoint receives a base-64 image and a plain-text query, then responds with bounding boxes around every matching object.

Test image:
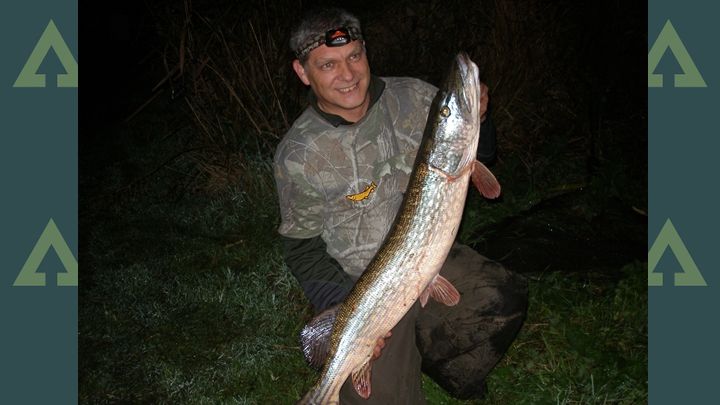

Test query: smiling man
[273,7,528,404]
[292,36,371,123]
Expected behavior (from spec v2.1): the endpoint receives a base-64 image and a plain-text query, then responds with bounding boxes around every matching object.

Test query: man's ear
[292,59,311,86]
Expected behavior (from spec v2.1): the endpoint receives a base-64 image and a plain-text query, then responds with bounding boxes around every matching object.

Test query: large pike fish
[298,52,501,404]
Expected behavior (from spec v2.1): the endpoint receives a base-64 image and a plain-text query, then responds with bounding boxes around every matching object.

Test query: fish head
[426,52,482,177]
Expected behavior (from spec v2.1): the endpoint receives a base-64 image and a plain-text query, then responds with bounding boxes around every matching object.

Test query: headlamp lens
[325,27,351,47]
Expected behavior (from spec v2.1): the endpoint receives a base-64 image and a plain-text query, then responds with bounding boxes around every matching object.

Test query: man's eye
[321,62,333,70]
[349,53,360,61]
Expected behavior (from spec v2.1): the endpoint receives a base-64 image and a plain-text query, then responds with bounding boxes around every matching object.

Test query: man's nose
[337,61,354,82]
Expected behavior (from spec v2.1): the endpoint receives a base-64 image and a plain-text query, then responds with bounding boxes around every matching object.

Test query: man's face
[292,40,371,122]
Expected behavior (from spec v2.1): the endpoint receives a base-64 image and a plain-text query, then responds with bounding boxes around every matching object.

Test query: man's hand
[480,82,489,123]
[372,331,392,360]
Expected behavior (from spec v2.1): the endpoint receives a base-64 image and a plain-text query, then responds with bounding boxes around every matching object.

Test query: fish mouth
[452,53,480,116]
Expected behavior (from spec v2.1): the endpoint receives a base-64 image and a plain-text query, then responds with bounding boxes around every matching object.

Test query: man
[273,7,528,403]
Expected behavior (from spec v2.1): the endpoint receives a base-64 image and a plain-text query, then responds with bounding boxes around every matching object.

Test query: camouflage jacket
[274,76,437,278]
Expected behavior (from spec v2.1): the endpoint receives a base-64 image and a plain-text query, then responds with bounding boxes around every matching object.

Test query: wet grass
[424,264,647,405]
[80,149,646,404]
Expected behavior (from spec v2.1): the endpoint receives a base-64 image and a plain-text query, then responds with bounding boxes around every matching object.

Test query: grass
[486,266,647,404]
[80,159,316,404]
[80,147,647,404]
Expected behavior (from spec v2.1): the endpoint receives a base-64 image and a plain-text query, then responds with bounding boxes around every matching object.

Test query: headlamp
[295,26,363,59]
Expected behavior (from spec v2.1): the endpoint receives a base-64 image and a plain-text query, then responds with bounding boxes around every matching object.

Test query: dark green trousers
[339,244,528,403]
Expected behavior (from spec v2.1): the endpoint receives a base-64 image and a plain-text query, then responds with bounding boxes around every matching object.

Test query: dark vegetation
[80,0,647,403]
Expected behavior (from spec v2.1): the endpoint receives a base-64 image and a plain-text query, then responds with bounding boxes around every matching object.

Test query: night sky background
[80,0,646,168]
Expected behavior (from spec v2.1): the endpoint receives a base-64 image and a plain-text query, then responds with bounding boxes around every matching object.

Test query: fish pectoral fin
[300,305,339,369]
[351,359,374,399]
[471,160,501,199]
[425,274,461,306]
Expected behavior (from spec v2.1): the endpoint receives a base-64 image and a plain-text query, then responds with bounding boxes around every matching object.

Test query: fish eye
[440,106,451,118]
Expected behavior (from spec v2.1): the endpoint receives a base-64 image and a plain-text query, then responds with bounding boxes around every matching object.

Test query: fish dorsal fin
[299,305,339,369]
[351,359,374,399]
[422,275,461,307]
[471,160,501,199]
